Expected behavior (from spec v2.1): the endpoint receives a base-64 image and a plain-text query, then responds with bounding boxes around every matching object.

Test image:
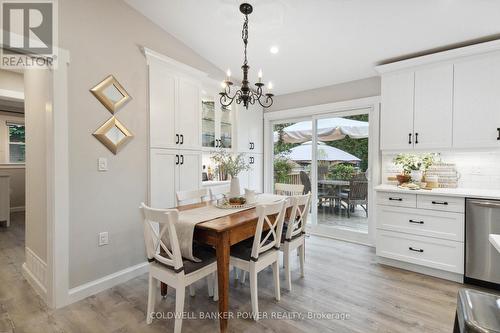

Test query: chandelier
[219,3,274,109]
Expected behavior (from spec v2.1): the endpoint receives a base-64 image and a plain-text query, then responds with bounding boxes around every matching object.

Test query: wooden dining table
[160,200,282,333]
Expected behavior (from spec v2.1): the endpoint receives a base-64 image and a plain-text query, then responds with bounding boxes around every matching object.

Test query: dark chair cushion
[153,244,216,274]
[230,237,275,261]
[281,222,304,243]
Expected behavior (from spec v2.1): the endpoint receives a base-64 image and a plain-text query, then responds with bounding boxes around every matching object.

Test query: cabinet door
[149,60,177,148]
[201,89,216,149]
[177,78,201,150]
[413,64,453,149]
[236,103,251,153]
[380,71,415,150]
[248,154,263,193]
[219,103,234,149]
[178,150,201,192]
[247,104,263,153]
[150,149,178,209]
[453,52,500,148]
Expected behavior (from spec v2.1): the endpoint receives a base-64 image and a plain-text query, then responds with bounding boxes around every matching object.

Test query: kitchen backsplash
[382,151,500,189]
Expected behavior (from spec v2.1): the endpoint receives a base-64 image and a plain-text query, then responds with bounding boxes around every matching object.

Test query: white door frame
[47,48,71,308]
[263,96,380,246]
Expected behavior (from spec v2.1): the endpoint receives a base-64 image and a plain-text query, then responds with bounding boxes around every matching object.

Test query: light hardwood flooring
[0,212,487,333]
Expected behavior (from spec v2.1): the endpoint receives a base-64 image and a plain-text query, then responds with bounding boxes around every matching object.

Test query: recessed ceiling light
[270,46,279,54]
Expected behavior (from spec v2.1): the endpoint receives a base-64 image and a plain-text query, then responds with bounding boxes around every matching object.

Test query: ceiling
[124,0,500,95]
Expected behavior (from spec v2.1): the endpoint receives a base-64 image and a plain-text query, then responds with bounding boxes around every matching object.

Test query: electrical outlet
[98,232,109,246]
[98,157,108,171]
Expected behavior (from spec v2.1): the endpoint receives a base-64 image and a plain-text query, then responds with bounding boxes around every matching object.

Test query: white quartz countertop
[201,180,230,187]
[489,235,500,254]
[375,184,500,200]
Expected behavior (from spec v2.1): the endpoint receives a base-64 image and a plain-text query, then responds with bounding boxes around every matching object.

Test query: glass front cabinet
[201,85,233,150]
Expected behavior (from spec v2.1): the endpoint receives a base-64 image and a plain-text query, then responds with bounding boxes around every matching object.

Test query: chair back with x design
[286,192,311,241]
[140,203,183,272]
[250,199,288,261]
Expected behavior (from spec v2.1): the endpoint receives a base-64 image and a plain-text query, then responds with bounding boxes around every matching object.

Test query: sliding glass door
[270,108,375,245]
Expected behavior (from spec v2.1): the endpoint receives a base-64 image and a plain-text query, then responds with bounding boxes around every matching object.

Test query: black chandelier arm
[219,89,243,107]
[256,94,274,108]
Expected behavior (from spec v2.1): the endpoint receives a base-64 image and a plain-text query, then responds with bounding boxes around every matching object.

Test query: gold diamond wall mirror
[93,117,133,154]
[90,75,131,113]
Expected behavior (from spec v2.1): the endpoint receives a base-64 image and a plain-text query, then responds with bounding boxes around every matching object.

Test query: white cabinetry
[148,57,201,151]
[376,191,464,280]
[414,64,454,149]
[236,102,263,153]
[453,52,500,148]
[380,71,415,150]
[150,149,201,208]
[238,153,263,194]
[379,65,453,150]
[201,86,234,150]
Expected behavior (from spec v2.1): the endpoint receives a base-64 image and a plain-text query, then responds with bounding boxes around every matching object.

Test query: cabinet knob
[408,133,412,144]
[431,201,448,205]
[175,155,179,165]
[497,128,500,141]
[180,134,184,144]
[388,197,403,201]
[409,219,424,224]
[176,134,179,144]
[180,155,184,165]
[415,132,419,144]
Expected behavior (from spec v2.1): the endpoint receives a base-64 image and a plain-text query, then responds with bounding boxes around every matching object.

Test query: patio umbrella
[280,117,369,143]
[286,141,360,163]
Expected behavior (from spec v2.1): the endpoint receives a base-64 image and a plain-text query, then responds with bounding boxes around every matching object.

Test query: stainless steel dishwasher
[465,198,500,288]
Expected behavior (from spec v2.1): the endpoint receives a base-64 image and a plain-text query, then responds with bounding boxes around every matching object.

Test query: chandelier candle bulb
[258,69,263,82]
[268,82,273,90]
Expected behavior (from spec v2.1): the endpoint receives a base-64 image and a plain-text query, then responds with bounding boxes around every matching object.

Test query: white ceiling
[125,0,500,95]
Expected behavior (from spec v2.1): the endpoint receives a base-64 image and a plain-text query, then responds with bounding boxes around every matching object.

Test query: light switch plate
[98,232,109,246]
[98,157,108,171]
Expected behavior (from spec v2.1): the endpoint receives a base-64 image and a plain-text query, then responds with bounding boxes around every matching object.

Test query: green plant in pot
[393,153,435,184]
[211,149,250,197]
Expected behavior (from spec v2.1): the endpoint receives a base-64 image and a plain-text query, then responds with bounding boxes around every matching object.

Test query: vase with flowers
[393,153,436,184]
[211,149,250,197]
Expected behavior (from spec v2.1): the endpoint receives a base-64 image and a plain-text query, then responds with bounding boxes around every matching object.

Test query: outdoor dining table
[160,197,288,333]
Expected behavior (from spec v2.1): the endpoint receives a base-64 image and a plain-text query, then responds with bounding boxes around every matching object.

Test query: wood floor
[0,212,478,332]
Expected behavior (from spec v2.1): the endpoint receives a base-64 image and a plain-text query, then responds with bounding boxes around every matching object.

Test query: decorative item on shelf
[90,75,131,114]
[219,3,274,109]
[210,149,250,197]
[393,153,436,184]
[425,163,459,188]
[93,117,133,154]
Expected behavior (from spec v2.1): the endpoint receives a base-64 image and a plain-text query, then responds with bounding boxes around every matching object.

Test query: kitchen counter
[375,184,500,200]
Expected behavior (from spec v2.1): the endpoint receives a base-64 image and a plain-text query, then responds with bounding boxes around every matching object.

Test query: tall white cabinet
[145,48,264,207]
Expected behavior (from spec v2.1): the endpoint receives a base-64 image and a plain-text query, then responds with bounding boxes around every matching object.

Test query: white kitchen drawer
[376,191,416,208]
[376,206,464,241]
[416,195,465,213]
[376,230,464,274]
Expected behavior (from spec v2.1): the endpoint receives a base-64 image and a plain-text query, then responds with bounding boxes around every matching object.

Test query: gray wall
[0,70,24,92]
[267,77,381,112]
[59,0,224,288]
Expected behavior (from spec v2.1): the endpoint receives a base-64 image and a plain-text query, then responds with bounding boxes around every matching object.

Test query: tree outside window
[8,123,25,163]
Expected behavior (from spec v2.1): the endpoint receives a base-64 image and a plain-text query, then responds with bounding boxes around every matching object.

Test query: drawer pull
[409,247,424,253]
[388,197,403,201]
[432,201,448,205]
[409,219,424,224]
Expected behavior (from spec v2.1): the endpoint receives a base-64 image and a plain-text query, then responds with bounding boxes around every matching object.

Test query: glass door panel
[316,114,369,234]
[272,120,312,193]
[201,92,216,148]
[220,104,232,148]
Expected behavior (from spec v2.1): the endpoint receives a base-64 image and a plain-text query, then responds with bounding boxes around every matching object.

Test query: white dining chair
[281,192,311,291]
[209,184,230,201]
[176,188,208,206]
[140,203,218,333]
[274,183,305,196]
[229,199,287,321]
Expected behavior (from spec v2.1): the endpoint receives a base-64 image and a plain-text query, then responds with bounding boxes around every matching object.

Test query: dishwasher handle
[468,200,500,209]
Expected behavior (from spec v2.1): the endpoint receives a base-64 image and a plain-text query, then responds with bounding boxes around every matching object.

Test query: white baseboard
[68,262,148,305]
[11,206,25,213]
[22,247,47,301]
[378,256,463,283]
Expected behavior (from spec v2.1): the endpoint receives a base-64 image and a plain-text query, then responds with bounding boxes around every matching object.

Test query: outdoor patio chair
[339,173,368,218]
